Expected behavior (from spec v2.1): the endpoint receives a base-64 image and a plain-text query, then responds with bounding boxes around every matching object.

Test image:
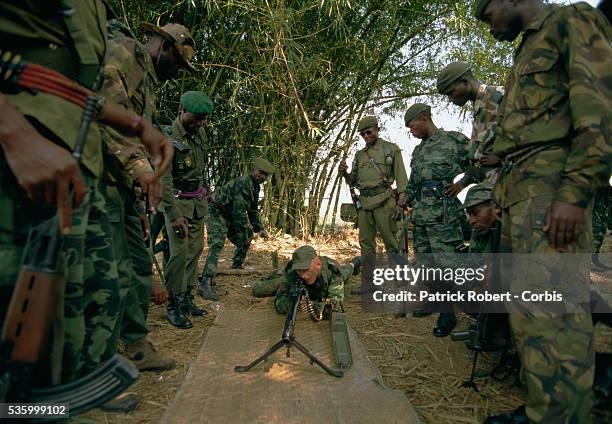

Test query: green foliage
[110,0,512,236]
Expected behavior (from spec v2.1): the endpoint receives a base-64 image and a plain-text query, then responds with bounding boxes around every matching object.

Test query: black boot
[433,313,457,337]
[166,292,193,329]
[230,260,244,269]
[351,256,362,275]
[484,405,528,424]
[179,289,207,316]
[197,276,220,301]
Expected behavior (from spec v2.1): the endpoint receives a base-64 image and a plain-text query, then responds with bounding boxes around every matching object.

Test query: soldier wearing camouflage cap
[463,183,500,254]
[274,246,358,315]
[159,91,214,328]
[338,115,409,269]
[404,103,471,337]
[436,61,504,192]
[476,0,612,422]
[97,18,199,370]
[197,158,275,300]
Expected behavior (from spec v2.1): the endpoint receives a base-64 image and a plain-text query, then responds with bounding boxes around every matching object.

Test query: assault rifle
[0,93,138,412]
[235,278,344,377]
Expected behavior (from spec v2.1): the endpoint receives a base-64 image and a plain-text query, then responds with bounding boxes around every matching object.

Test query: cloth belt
[416,180,445,200]
[173,181,201,193]
[360,184,390,197]
[175,186,206,200]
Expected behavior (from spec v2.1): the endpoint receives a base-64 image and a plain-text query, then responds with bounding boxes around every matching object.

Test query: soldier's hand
[543,200,586,250]
[479,154,501,167]
[136,173,163,212]
[138,121,174,177]
[151,280,169,305]
[259,229,270,239]
[338,159,348,176]
[171,217,190,239]
[1,109,87,234]
[445,182,464,197]
[391,204,403,221]
[397,192,408,208]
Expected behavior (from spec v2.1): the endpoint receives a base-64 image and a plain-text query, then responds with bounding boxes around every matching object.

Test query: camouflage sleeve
[158,160,181,222]
[231,177,257,236]
[406,158,417,206]
[393,146,408,195]
[553,7,612,207]
[101,42,153,179]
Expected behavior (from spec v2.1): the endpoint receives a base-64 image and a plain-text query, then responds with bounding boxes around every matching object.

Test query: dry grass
[77,230,612,423]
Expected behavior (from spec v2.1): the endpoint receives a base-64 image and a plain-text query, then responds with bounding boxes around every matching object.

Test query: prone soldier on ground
[404,103,471,337]
[159,90,213,329]
[475,0,612,422]
[197,157,275,301]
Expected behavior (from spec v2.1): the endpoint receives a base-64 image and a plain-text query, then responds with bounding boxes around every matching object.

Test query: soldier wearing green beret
[197,158,275,300]
[436,61,504,194]
[404,103,471,337]
[338,116,409,264]
[159,91,213,328]
[274,246,357,315]
[476,0,612,422]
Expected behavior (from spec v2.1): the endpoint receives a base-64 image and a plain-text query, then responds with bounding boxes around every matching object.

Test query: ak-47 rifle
[235,277,344,377]
[0,85,138,412]
[340,152,362,212]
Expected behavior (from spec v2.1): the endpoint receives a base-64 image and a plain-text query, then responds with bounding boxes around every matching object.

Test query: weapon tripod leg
[234,339,287,373]
[461,350,480,391]
[291,338,344,378]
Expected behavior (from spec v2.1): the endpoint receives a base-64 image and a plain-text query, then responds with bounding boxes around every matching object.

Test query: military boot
[197,276,220,301]
[433,312,457,337]
[179,288,207,316]
[166,292,193,329]
[125,337,176,371]
[351,256,362,275]
[484,405,528,424]
[100,394,140,413]
[230,260,244,269]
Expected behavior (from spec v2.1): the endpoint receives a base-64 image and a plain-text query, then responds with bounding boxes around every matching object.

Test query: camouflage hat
[464,183,493,209]
[473,0,493,20]
[357,116,378,132]
[141,22,197,73]
[437,62,471,94]
[404,103,431,125]
[180,91,213,115]
[290,245,318,272]
[252,157,276,174]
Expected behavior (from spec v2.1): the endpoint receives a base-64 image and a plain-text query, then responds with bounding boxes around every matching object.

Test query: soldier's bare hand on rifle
[151,280,168,305]
[479,154,500,167]
[171,217,190,239]
[0,96,86,234]
[543,200,585,250]
[445,182,464,197]
[338,159,348,176]
[137,172,163,212]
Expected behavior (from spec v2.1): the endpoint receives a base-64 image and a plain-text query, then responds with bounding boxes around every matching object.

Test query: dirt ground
[79,229,612,424]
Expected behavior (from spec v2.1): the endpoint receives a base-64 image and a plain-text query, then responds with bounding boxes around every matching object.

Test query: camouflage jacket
[346,138,408,210]
[407,130,471,225]
[100,30,157,187]
[274,257,347,314]
[0,1,108,177]
[460,84,504,186]
[159,118,209,221]
[493,3,612,208]
[212,175,263,235]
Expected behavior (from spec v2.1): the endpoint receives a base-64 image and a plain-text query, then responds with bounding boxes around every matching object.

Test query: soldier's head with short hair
[289,245,322,285]
[404,103,434,140]
[474,0,535,42]
[250,157,275,184]
[463,183,500,233]
[357,115,380,146]
[179,91,213,133]
[142,22,197,81]
[437,62,479,107]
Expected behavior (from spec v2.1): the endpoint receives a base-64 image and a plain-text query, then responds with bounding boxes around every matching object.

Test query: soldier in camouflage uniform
[476,0,612,422]
[339,116,409,260]
[404,103,471,336]
[592,187,611,254]
[197,158,275,300]
[436,61,504,192]
[100,21,197,372]
[274,246,355,315]
[463,183,500,255]
[159,91,213,328]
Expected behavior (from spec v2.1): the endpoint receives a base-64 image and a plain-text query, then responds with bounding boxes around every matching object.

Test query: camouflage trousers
[99,181,152,352]
[501,193,594,423]
[0,165,120,384]
[164,205,205,295]
[358,196,399,256]
[202,205,251,279]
